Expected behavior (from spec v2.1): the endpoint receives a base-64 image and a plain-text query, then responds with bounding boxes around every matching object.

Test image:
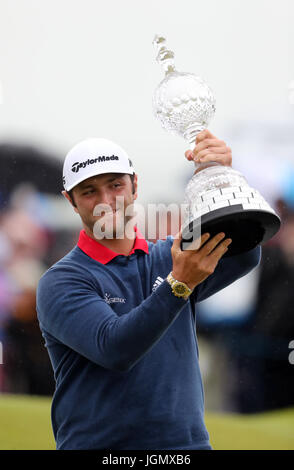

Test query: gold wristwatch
[166,272,192,300]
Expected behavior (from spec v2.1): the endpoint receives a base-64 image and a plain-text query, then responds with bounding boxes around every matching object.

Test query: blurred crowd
[0,139,294,416]
[197,197,294,413]
[0,143,77,395]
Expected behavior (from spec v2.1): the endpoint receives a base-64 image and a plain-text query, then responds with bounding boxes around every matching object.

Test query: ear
[132,174,138,201]
[62,190,79,213]
[62,190,69,201]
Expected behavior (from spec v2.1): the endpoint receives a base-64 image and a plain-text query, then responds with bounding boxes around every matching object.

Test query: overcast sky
[0,0,293,205]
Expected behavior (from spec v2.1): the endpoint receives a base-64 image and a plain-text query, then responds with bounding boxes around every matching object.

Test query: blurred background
[0,0,294,449]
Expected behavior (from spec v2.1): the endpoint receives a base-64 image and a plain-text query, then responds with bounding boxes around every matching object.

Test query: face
[62,173,138,239]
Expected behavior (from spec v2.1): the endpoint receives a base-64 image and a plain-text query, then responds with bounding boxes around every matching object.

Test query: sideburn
[67,189,77,207]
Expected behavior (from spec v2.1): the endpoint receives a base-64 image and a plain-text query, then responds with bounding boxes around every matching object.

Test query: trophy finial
[153,35,176,75]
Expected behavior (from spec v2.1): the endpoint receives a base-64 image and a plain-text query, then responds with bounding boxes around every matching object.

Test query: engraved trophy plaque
[152,35,281,255]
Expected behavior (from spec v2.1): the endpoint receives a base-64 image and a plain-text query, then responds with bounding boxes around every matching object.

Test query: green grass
[0,394,55,450]
[0,393,293,450]
[206,408,294,450]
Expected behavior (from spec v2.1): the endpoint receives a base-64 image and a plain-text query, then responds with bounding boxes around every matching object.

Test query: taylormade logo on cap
[62,138,134,192]
[71,155,119,173]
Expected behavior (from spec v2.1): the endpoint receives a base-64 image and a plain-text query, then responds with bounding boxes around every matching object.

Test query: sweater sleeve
[36,266,187,373]
[195,245,262,302]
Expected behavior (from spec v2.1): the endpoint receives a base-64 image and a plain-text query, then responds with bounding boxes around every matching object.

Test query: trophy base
[181,204,281,257]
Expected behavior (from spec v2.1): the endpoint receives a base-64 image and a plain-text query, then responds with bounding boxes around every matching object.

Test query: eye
[83,189,95,195]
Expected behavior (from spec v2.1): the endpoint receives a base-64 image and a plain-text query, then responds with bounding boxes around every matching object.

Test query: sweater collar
[77,226,149,264]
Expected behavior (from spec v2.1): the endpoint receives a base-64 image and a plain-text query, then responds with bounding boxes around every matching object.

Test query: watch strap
[166,272,192,300]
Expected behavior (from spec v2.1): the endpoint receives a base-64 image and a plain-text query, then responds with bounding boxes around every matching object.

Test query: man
[36,130,261,450]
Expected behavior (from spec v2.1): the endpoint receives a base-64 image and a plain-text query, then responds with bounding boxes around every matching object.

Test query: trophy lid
[153,35,176,74]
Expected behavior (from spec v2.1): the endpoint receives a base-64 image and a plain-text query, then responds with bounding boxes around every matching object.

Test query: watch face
[174,283,187,295]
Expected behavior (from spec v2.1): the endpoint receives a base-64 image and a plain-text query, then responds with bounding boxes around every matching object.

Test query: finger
[193,138,226,155]
[195,147,228,161]
[185,150,194,161]
[197,153,232,165]
[172,229,183,250]
[208,238,232,262]
[196,129,216,145]
[199,232,227,256]
[187,232,211,251]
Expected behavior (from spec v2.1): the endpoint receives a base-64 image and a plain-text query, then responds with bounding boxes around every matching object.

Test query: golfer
[36,130,261,450]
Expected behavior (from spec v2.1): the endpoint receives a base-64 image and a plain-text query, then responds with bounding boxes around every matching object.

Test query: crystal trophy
[152,35,281,255]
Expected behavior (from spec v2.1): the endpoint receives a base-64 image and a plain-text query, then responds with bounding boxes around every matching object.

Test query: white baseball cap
[62,138,135,192]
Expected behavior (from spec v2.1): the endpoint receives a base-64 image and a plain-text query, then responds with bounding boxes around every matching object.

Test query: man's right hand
[171,232,232,290]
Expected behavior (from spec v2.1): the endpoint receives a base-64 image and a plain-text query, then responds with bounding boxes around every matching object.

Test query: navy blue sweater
[36,231,261,450]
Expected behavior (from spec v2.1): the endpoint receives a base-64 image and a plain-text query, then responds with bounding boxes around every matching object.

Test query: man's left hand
[185,129,232,167]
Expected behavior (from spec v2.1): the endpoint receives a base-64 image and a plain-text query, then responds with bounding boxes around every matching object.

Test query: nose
[95,189,115,210]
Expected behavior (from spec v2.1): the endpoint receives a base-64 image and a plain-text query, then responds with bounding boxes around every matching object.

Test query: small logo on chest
[104,292,126,305]
[152,276,164,292]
